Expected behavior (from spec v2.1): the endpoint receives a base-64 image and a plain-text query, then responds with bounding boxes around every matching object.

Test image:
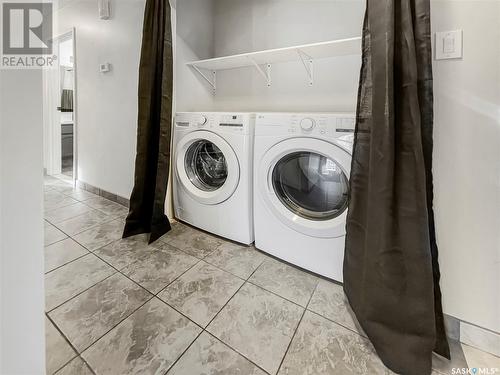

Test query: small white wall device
[435,30,463,60]
[99,63,111,73]
[98,0,110,20]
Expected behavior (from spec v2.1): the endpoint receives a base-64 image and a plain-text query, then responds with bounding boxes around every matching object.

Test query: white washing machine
[173,112,255,244]
[253,113,355,281]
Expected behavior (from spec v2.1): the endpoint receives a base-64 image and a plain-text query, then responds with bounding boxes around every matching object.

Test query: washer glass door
[185,140,228,192]
[176,130,240,205]
[272,152,349,221]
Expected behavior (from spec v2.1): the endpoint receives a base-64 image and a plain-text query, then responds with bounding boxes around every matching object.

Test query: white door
[176,130,240,205]
[258,137,351,238]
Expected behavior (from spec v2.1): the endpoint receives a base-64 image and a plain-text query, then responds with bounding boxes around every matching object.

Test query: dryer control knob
[300,118,315,131]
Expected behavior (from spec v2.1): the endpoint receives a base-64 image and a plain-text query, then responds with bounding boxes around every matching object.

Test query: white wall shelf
[186,37,361,93]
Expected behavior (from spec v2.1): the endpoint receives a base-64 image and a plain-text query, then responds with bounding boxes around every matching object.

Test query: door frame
[42,28,78,185]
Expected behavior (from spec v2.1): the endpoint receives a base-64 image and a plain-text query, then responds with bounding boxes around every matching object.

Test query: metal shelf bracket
[297,49,314,86]
[247,56,272,87]
[191,65,217,94]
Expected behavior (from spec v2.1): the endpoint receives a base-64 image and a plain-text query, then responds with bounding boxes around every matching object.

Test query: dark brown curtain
[343,0,450,374]
[123,0,173,244]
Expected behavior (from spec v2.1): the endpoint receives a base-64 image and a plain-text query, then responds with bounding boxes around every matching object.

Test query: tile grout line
[204,331,272,375]
[153,259,204,298]
[46,270,119,314]
[202,256,262,280]
[74,355,97,375]
[45,219,128,275]
[45,251,91,275]
[69,218,126,249]
[158,233,281,373]
[245,279,312,309]
[202,259,263,330]
[44,203,97,223]
[45,313,97,375]
[78,264,208,373]
[275,279,319,375]
[185,260,313,375]
[305,308,368,339]
[61,245,160,356]
[44,235,70,248]
[43,188,123,232]
[195,266,271,373]
[50,211,122,238]
[47,227,197,318]
[78,294,156,355]
[76,254,207,356]
[80,198,129,217]
[45,313,78,372]
[55,355,97,375]
[162,330,205,375]
[48,182,98,203]
[43,199,80,213]
[46,210,114,233]
[158,230,330,356]
[162,229,357,330]
[164,265,269,375]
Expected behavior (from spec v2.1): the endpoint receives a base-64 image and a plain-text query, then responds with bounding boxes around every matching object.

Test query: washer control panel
[218,114,245,130]
[175,112,255,135]
[196,115,208,126]
[175,113,207,128]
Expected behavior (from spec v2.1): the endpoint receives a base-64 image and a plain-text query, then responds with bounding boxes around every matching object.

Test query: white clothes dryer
[253,113,355,281]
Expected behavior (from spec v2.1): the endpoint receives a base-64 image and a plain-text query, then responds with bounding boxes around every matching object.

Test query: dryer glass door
[185,140,228,192]
[258,137,351,238]
[272,152,349,221]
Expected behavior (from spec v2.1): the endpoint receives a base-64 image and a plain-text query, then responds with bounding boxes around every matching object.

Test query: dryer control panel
[255,113,356,139]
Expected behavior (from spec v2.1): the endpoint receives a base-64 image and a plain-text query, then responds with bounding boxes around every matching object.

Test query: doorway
[43,30,77,183]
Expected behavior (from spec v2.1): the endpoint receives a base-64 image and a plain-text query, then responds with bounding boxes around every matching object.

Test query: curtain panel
[344,0,450,373]
[123,0,173,244]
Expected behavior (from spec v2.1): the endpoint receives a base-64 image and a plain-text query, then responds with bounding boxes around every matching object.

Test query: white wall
[431,0,500,333]
[175,0,215,112]
[0,70,46,374]
[212,0,364,112]
[56,0,146,198]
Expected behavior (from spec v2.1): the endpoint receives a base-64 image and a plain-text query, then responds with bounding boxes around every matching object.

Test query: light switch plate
[435,30,463,60]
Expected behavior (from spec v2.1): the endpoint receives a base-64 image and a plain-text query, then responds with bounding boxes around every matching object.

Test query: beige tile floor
[43,176,499,374]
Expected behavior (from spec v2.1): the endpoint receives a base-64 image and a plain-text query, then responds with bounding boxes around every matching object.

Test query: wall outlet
[435,30,463,60]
